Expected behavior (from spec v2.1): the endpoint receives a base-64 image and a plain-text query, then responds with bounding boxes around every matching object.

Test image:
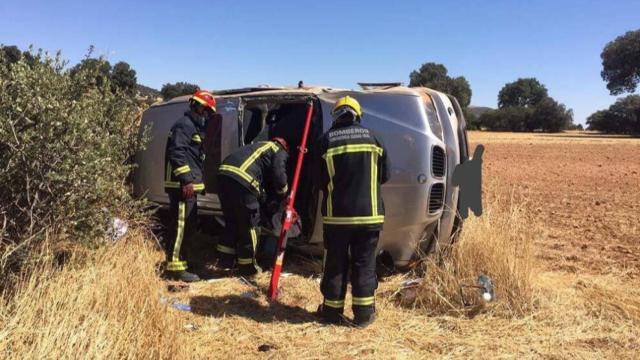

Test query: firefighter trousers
[216,175,261,270]
[321,227,379,316]
[166,192,198,272]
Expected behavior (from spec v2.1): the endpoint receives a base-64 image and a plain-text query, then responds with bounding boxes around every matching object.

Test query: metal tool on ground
[268,100,314,300]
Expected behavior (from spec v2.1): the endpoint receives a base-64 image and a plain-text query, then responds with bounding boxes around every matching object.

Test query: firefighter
[216,137,289,276]
[163,90,216,282]
[315,96,390,327]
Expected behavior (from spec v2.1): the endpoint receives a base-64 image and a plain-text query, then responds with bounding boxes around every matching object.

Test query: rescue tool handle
[268,101,314,300]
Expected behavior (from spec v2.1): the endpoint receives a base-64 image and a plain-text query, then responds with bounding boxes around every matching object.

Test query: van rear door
[199,97,239,213]
[202,97,239,194]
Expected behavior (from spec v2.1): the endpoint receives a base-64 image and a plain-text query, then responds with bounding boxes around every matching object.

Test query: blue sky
[1,0,639,124]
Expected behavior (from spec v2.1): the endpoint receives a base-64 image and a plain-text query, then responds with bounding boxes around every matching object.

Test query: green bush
[0,50,147,284]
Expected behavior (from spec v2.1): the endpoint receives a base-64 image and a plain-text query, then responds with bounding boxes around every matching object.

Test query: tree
[160,82,200,100]
[70,58,112,88]
[532,97,573,132]
[498,78,548,108]
[70,57,141,94]
[410,63,448,86]
[0,45,38,67]
[601,29,640,95]
[0,45,22,64]
[479,107,533,132]
[587,95,640,134]
[409,62,472,108]
[111,61,137,93]
[136,84,161,99]
[481,79,573,132]
[586,110,606,131]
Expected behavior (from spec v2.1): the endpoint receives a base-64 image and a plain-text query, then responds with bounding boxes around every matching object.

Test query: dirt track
[471,131,640,277]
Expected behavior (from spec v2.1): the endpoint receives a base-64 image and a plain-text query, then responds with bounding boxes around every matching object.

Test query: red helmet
[190,90,217,112]
[272,137,288,151]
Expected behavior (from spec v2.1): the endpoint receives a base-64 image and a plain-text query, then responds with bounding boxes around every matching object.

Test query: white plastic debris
[240,291,256,299]
[477,275,495,302]
[108,217,129,241]
[400,278,423,288]
[171,303,192,312]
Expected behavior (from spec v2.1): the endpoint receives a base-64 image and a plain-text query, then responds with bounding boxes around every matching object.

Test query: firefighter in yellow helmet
[314,96,391,327]
[163,90,216,282]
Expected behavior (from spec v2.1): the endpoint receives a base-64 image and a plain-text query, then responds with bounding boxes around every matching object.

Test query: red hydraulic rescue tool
[268,100,314,300]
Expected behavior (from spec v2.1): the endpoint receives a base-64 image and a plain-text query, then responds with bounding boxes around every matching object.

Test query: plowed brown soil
[471,131,640,277]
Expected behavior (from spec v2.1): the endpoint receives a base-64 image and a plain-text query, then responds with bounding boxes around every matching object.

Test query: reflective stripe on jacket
[316,121,390,229]
[218,141,289,197]
[164,111,206,193]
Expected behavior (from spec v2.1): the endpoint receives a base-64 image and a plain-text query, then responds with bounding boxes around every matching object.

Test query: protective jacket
[218,141,289,198]
[316,121,390,229]
[164,111,207,194]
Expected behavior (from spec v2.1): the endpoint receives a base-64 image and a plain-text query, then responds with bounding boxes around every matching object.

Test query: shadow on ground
[189,295,317,324]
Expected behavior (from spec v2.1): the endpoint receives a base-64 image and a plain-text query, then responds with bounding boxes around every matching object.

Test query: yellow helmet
[332,96,362,119]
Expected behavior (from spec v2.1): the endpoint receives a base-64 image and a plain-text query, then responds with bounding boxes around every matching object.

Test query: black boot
[238,263,261,277]
[315,304,345,325]
[216,255,236,270]
[165,270,201,283]
[353,306,376,328]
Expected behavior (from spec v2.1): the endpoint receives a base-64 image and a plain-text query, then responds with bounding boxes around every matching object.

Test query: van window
[242,107,265,144]
[424,95,443,140]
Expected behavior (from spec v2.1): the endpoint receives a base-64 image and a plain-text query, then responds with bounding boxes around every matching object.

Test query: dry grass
[1,131,639,358]
[0,230,185,359]
[1,198,638,359]
[403,200,538,317]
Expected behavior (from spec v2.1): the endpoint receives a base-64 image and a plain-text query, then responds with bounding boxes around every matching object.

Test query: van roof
[152,85,437,108]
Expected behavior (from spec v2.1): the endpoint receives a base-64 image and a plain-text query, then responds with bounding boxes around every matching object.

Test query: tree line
[408,63,574,132]
[409,28,639,134]
[1,45,202,102]
[6,27,638,134]
[586,29,640,134]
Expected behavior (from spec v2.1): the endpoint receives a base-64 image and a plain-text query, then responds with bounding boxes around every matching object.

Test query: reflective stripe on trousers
[167,201,187,271]
[216,244,236,255]
[323,298,345,309]
[238,228,258,266]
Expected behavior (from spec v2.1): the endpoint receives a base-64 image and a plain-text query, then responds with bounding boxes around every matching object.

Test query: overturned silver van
[133,84,470,268]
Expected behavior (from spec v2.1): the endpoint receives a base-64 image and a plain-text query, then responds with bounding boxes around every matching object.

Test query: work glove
[281,197,298,221]
[182,183,195,200]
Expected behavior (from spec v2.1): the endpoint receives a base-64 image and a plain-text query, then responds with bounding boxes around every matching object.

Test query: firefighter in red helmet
[216,137,290,276]
[163,90,216,282]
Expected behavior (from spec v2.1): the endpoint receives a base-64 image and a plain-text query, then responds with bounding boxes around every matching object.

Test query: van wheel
[376,251,397,277]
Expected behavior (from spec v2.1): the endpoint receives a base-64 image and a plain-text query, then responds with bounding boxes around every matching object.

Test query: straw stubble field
[1,131,638,359]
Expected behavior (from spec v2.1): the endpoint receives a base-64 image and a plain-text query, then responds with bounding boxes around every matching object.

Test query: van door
[199,97,240,212]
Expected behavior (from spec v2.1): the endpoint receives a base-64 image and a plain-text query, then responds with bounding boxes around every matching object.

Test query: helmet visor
[332,106,358,121]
